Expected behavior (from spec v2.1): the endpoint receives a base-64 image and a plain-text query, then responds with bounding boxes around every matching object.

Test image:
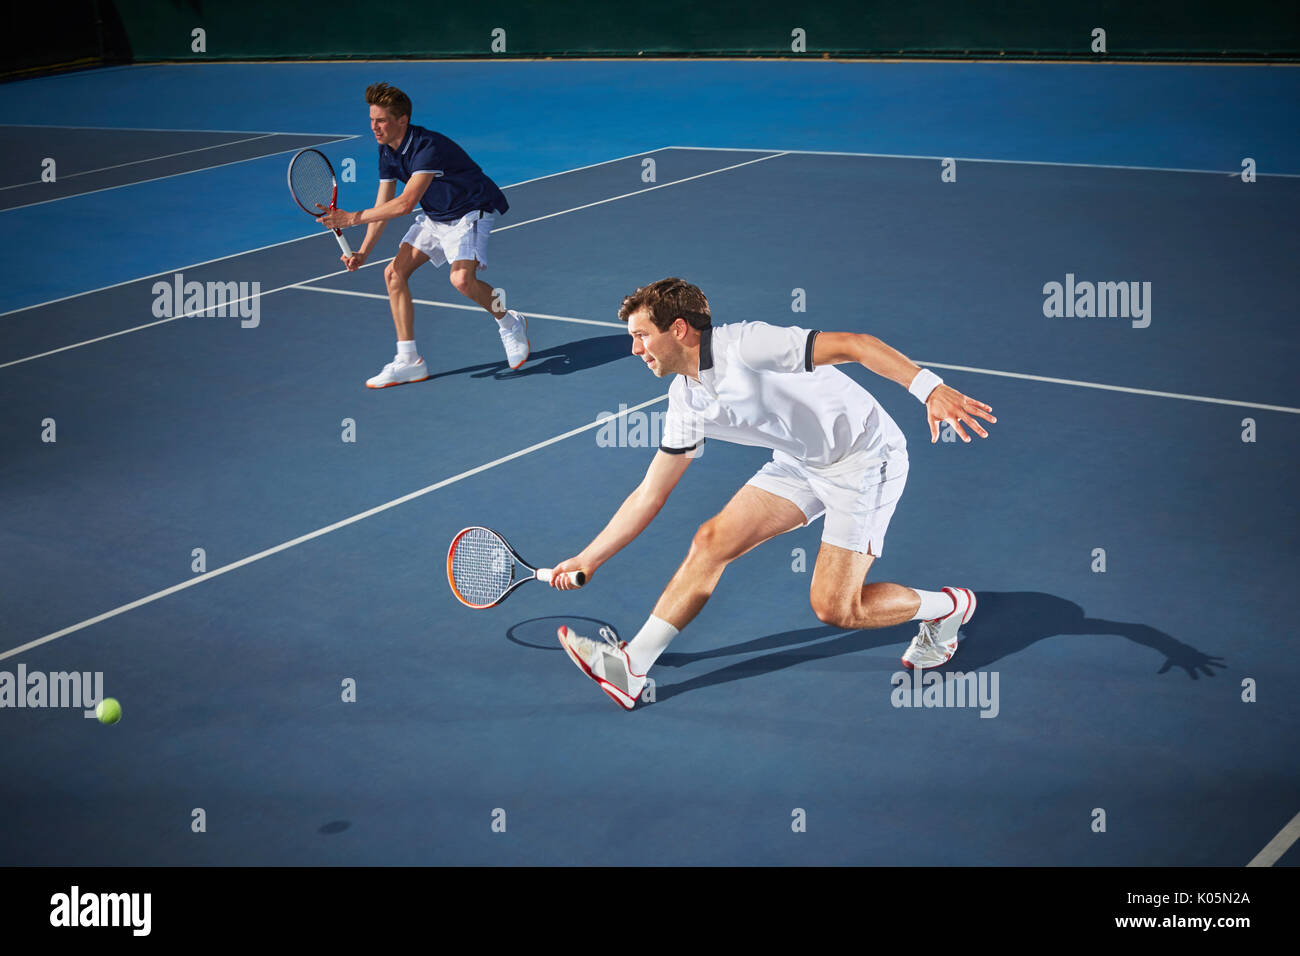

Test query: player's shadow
[653,625,910,702]
[952,592,1223,676]
[428,334,630,381]
[654,591,1225,702]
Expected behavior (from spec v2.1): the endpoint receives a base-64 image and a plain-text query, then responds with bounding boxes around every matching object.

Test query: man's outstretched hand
[927,385,997,443]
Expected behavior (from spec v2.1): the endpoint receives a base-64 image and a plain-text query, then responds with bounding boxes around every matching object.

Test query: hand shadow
[956,592,1225,678]
[652,591,1225,703]
[428,334,630,382]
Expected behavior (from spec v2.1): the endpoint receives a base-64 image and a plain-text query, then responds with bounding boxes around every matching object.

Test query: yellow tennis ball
[96,698,122,725]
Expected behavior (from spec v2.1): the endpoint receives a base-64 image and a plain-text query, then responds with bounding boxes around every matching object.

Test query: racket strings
[289,151,335,212]
[450,529,515,606]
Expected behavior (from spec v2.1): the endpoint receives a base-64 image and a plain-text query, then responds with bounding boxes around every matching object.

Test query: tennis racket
[287,148,354,258]
[447,526,586,609]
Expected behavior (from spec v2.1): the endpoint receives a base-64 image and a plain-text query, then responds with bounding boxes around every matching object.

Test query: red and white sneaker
[901,587,975,670]
[557,625,646,710]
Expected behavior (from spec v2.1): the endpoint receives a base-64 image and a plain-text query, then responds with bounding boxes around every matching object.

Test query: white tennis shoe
[557,625,646,710]
[901,587,975,670]
[498,310,530,370]
[366,355,430,389]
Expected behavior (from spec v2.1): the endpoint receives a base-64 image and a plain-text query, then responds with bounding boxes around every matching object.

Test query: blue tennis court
[1,60,1297,867]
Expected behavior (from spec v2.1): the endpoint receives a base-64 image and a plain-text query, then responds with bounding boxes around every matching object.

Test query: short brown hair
[366,82,412,119]
[618,277,711,332]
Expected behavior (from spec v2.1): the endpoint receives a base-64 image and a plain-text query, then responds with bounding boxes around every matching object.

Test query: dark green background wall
[8,0,1299,79]
[111,0,1300,59]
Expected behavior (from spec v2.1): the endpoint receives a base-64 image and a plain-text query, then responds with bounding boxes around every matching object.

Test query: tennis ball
[96,698,122,725]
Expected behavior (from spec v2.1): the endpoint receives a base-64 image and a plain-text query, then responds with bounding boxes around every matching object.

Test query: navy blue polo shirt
[378,124,509,223]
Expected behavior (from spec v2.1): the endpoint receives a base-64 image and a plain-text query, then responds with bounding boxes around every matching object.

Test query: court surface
[1,61,1297,865]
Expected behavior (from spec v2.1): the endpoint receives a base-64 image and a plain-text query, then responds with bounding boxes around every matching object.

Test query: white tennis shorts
[747,448,909,556]
[401,210,496,268]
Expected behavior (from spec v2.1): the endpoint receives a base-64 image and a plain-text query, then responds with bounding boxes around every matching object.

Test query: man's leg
[806,457,973,667]
[620,485,807,677]
[385,242,430,339]
[807,542,919,629]
[450,258,530,369]
[556,485,808,709]
[807,542,974,670]
[448,259,504,317]
[366,243,432,388]
[650,484,808,630]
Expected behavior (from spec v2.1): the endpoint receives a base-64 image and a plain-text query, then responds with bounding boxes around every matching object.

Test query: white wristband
[908,368,943,403]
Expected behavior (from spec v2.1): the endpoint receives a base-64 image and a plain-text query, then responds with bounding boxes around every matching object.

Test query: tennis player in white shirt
[550,277,997,710]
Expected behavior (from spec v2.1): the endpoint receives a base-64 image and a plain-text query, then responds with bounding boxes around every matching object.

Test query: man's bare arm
[357,180,396,255]
[550,450,694,588]
[811,331,923,388]
[318,172,433,230]
[812,331,996,443]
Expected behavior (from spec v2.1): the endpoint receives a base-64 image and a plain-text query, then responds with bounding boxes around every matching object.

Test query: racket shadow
[428,334,631,382]
[506,615,620,651]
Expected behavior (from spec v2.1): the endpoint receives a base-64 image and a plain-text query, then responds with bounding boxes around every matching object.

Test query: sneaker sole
[900,644,957,670]
[557,626,636,710]
[366,372,431,389]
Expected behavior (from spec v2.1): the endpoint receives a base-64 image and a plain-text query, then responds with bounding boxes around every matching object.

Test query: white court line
[1,134,360,213]
[0,230,350,319]
[0,146,672,318]
[497,146,674,188]
[668,145,1300,179]
[296,288,1297,410]
[0,394,668,662]
[1248,810,1300,867]
[491,151,787,231]
[0,152,782,367]
[0,266,361,369]
[292,285,626,328]
[919,361,1300,414]
[0,134,277,190]
[289,287,1299,412]
[11,143,1292,416]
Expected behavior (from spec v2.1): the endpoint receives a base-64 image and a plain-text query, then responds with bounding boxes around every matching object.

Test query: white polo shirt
[659,321,907,467]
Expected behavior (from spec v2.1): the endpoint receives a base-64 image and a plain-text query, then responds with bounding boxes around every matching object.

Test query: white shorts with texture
[746,448,909,556]
[400,210,495,269]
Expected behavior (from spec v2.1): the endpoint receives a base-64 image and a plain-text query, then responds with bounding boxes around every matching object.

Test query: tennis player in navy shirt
[317,83,531,386]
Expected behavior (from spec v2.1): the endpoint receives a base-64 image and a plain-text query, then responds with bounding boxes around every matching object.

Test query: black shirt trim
[659,439,705,455]
[805,330,820,372]
[698,326,714,371]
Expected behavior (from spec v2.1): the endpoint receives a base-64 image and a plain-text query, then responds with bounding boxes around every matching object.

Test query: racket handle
[537,568,586,587]
[334,230,354,258]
